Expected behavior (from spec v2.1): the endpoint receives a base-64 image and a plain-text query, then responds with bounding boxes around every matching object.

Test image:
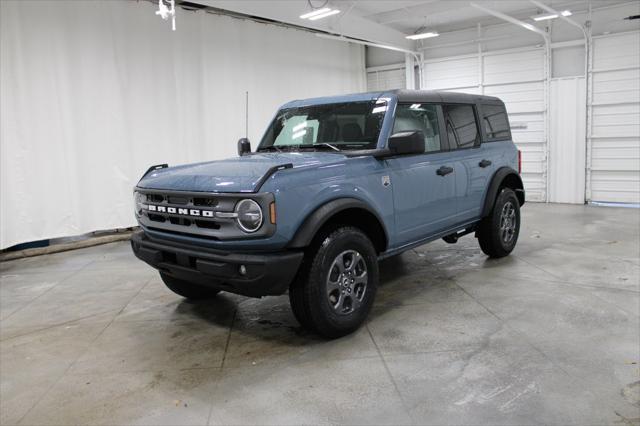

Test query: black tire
[160,272,220,300]
[477,188,521,258]
[289,226,378,338]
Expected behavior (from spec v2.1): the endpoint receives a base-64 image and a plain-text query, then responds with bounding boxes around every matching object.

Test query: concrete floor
[1,203,639,425]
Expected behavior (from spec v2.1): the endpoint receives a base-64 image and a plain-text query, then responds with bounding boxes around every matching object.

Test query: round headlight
[235,199,263,233]
[134,191,145,217]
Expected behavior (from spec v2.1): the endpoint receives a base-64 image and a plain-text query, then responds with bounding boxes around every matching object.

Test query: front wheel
[289,227,378,338]
[160,273,220,300]
[477,188,521,258]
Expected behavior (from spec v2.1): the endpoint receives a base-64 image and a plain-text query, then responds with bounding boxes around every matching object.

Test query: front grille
[135,188,275,241]
[167,196,189,205]
[137,190,235,237]
[194,197,218,207]
[146,194,164,203]
[148,213,167,223]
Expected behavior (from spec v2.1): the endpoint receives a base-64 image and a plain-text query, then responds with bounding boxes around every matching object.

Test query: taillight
[518,150,522,174]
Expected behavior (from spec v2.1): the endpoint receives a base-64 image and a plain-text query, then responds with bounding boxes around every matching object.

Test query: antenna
[245,91,249,139]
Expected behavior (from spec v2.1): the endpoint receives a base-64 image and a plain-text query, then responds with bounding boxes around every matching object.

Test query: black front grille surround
[134,187,275,240]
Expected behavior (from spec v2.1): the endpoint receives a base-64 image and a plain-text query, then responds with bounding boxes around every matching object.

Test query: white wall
[366,64,406,91]
[366,46,406,68]
[0,0,366,249]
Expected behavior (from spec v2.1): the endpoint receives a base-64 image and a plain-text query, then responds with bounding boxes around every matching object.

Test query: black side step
[442,226,476,244]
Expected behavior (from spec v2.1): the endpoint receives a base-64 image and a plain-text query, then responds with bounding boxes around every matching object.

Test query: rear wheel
[477,188,520,258]
[160,273,220,300]
[289,227,378,338]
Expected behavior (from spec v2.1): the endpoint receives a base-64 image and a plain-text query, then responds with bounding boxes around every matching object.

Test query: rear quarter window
[442,104,480,149]
[481,103,511,141]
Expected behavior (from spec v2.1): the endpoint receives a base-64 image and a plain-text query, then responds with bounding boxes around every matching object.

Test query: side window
[442,104,480,149]
[481,104,511,141]
[392,103,441,153]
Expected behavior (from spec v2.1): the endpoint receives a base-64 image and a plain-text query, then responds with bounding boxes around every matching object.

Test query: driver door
[385,103,458,246]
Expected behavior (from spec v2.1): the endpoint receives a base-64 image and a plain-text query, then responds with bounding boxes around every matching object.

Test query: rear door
[441,103,492,223]
[385,103,457,246]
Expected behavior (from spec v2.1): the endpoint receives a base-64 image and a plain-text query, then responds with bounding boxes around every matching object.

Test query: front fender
[288,197,389,249]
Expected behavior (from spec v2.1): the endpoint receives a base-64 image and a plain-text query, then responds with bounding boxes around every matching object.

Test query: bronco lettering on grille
[147,204,215,217]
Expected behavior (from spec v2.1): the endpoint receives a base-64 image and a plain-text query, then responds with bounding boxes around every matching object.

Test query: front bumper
[131,231,303,297]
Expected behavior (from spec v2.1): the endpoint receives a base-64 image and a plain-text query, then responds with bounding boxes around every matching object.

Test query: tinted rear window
[481,104,511,141]
[443,104,480,149]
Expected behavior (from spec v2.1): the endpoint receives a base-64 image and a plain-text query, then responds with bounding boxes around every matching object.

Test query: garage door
[423,48,548,201]
[588,31,640,204]
[366,65,405,91]
[423,55,480,94]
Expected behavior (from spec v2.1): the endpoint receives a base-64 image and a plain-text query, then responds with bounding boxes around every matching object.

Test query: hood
[137,152,347,193]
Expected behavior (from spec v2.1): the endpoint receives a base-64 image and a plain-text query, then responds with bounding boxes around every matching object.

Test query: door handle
[436,166,454,176]
[479,159,492,168]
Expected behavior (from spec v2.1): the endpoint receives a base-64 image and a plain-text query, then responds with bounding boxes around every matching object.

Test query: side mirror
[387,131,425,156]
[237,138,251,156]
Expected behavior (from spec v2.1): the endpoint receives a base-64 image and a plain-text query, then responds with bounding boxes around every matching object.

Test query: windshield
[258,101,386,152]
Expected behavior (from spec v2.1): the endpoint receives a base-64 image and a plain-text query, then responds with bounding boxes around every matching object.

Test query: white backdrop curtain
[0,0,365,249]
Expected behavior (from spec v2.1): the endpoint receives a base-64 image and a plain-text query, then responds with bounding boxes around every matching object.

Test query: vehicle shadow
[179,249,463,348]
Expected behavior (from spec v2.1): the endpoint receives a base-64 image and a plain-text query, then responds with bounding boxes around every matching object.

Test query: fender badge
[382,175,391,187]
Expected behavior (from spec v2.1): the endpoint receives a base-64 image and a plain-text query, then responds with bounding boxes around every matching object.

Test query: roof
[280,89,503,109]
[389,89,503,105]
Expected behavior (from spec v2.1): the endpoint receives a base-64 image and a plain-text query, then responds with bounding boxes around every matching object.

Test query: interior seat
[393,111,440,152]
[341,123,363,142]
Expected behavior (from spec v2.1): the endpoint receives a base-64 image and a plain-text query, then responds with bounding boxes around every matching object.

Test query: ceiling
[340,0,625,33]
[197,0,633,49]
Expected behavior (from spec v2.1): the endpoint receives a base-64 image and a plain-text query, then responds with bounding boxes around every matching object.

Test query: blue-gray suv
[131,89,525,338]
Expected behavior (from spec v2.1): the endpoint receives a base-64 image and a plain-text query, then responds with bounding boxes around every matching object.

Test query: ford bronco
[131,89,525,338]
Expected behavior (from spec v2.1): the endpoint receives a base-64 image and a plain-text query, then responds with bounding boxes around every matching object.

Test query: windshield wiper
[315,143,340,152]
[297,143,341,152]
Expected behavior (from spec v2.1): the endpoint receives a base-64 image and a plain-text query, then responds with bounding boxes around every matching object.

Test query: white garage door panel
[591,171,640,203]
[366,68,405,91]
[592,69,640,98]
[483,49,544,85]
[592,104,640,136]
[484,82,545,113]
[424,57,478,90]
[592,69,640,105]
[510,110,546,202]
[592,33,640,70]
[442,86,482,95]
[592,138,640,168]
[589,31,640,203]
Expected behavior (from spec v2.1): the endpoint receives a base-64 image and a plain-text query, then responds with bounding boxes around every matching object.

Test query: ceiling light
[308,9,340,20]
[532,12,558,21]
[406,32,439,40]
[521,22,537,31]
[300,8,330,19]
[531,10,571,21]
